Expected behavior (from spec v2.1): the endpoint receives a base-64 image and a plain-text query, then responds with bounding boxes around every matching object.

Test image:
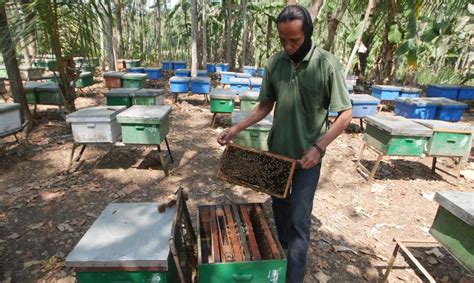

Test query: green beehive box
[116,105,171,145]
[210,88,236,113]
[36,83,63,105]
[75,72,94,88]
[239,90,259,111]
[131,88,165,106]
[122,73,147,89]
[232,111,272,151]
[430,192,474,273]
[105,88,138,108]
[42,71,61,83]
[364,115,432,156]
[125,59,141,67]
[413,119,472,157]
[79,64,96,73]
[24,82,49,104]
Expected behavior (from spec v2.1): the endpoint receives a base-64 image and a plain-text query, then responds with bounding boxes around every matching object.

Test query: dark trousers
[272,163,322,283]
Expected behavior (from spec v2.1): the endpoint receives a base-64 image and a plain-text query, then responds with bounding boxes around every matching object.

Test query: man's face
[277,20,305,56]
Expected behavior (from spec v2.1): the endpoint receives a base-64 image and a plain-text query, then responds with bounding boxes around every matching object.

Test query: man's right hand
[217,126,239,145]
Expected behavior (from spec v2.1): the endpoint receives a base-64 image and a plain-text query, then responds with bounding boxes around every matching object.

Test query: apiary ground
[0,78,473,282]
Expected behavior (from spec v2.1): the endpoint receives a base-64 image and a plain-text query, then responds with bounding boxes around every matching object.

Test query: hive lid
[210,88,237,99]
[239,90,259,100]
[145,67,161,71]
[401,87,421,93]
[125,59,141,63]
[395,97,438,106]
[36,83,59,92]
[249,78,262,86]
[427,97,469,108]
[427,84,459,89]
[65,202,175,269]
[191,77,211,83]
[117,105,172,124]
[229,77,250,85]
[128,67,145,70]
[217,63,229,66]
[220,71,235,76]
[42,71,60,79]
[232,111,272,130]
[122,73,147,79]
[197,70,207,74]
[235,73,251,78]
[170,76,190,82]
[372,84,402,91]
[66,106,126,123]
[457,85,474,90]
[78,72,92,78]
[174,60,186,64]
[365,115,432,137]
[103,71,125,78]
[244,66,256,70]
[350,94,380,104]
[434,192,474,227]
[24,82,49,90]
[132,88,165,97]
[206,63,215,66]
[106,88,139,97]
[0,103,21,113]
[175,68,190,73]
[412,119,473,133]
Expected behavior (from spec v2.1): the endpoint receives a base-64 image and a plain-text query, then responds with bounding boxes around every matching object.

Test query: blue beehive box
[173,61,186,70]
[371,85,402,101]
[347,84,353,94]
[258,67,265,77]
[394,97,438,119]
[206,63,216,73]
[243,66,256,76]
[426,84,459,100]
[197,70,207,77]
[216,63,229,72]
[191,77,211,94]
[128,67,145,73]
[457,85,474,100]
[229,77,250,93]
[220,71,236,84]
[400,87,421,98]
[431,98,469,122]
[350,94,380,118]
[250,77,262,92]
[169,76,190,93]
[235,72,251,79]
[145,68,161,80]
[162,61,172,70]
[175,68,190,77]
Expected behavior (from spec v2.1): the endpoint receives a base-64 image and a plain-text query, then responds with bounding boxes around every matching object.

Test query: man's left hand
[298,147,321,169]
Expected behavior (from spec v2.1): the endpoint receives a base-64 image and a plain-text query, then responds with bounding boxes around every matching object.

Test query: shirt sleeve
[257,64,276,102]
[328,64,352,113]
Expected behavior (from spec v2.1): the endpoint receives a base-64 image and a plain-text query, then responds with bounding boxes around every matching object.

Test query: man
[217,5,352,283]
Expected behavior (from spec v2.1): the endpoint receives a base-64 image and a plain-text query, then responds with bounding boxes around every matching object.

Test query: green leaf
[420,28,439,42]
[395,41,410,56]
[346,21,364,43]
[388,24,402,43]
[406,48,417,67]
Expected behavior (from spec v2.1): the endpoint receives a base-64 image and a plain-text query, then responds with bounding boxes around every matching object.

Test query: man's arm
[217,100,275,145]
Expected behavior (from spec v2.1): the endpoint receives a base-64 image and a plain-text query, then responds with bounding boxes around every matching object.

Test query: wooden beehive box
[218,143,296,198]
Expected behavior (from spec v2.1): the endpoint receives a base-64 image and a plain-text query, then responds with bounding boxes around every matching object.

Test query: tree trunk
[266,15,272,59]
[240,0,248,70]
[0,3,32,132]
[139,0,145,60]
[156,0,161,63]
[190,0,198,77]
[105,1,115,71]
[225,0,232,65]
[357,1,380,77]
[323,0,347,51]
[202,0,208,68]
[99,12,106,69]
[373,0,396,84]
[309,0,324,23]
[113,0,123,61]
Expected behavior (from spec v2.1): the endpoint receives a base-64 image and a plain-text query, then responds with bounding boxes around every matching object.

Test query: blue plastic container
[191,77,211,94]
[258,67,264,77]
[128,67,145,73]
[220,71,236,84]
[347,84,353,94]
[144,68,161,80]
[457,85,474,100]
[243,66,256,76]
[371,85,402,101]
[206,63,216,73]
[394,97,438,119]
[216,63,229,72]
[169,76,190,93]
[431,98,469,122]
[162,61,172,70]
[400,87,421,98]
[229,77,250,93]
[426,84,459,100]
[197,70,207,77]
[250,77,262,92]
[350,94,380,118]
[175,68,191,77]
[173,61,186,70]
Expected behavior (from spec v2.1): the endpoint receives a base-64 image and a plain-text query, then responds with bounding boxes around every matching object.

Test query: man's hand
[298,146,321,169]
[217,126,240,145]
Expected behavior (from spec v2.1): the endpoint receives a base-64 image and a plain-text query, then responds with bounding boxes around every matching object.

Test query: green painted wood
[430,206,474,273]
[364,124,428,156]
[240,100,258,112]
[25,90,39,104]
[120,117,169,145]
[37,90,63,105]
[132,96,158,106]
[123,78,146,89]
[75,75,94,88]
[235,129,270,151]
[426,132,471,157]
[106,97,132,108]
[210,99,234,113]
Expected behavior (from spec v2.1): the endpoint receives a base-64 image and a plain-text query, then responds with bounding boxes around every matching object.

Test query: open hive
[218,143,296,198]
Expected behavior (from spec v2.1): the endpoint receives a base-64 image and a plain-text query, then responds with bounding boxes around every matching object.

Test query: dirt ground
[0,77,473,283]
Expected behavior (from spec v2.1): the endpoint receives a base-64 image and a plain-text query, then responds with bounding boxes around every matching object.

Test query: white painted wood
[0,103,21,136]
[434,192,474,226]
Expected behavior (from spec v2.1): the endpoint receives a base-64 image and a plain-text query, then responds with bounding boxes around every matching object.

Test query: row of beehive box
[170,76,262,94]
[65,189,287,283]
[105,88,165,107]
[394,97,469,122]
[160,60,265,77]
[364,115,472,158]
[66,105,171,145]
[371,84,474,101]
[103,71,148,88]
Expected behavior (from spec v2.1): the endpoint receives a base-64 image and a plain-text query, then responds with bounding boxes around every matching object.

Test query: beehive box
[220,71,235,84]
[42,71,60,83]
[457,85,474,100]
[122,73,147,89]
[229,77,250,93]
[169,76,190,93]
[116,105,171,145]
[103,71,125,88]
[131,89,165,106]
[347,84,353,94]
[218,143,296,198]
[413,119,472,157]
[257,67,264,77]
[371,85,402,101]
[197,203,287,283]
[206,63,216,73]
[197,70,207,78]
[173,61,187,70]
[24,82,48,104]
[243,66,256,76]
[235,73,251,79]
[394,97,438,119]
[125,59,141,67]
[175,69,191,77]
[239,90,259,111]
[75,72,94,88]
[400,87,421,98]
[0,103,21,136]
[232,111,272,150]
[79,64,95,73]
[105,88,138,108]
[210,89,236,113]
[66,106,125,143]
[191,77,211,94]
[36,83,63,105]
[430,192,474,273]
[145,68,162,80]
[250,77,262,92]
[66,189,196,283]
[350,94,379,118]
[128,67,145,73]
[431,98,468,122]
[364,115,432,156]
[19,66,44,81]
[162,61,172,70]
[216,63,229,72]
[426,84,459,100]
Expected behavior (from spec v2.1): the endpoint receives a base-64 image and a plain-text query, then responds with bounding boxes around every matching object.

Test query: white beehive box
[0,103,21,136]
[66,106,126,143]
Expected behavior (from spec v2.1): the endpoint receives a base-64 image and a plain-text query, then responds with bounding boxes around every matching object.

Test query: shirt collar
[281,44,316,63]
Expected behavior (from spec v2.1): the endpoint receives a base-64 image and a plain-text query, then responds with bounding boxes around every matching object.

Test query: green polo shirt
[258,45,352,160]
